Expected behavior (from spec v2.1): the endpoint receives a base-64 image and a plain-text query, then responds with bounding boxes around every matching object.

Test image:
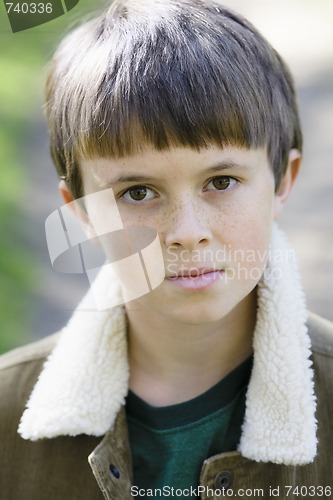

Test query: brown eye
[122,185,155,203]
[129,186,148,201]
[205,176,237,192]
[211,177,234,190]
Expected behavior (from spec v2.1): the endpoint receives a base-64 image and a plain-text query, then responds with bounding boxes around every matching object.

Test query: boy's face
[76,145,297,325]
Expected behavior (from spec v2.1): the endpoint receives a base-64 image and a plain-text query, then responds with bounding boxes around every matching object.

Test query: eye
[205,176,237,191]
[121,185,156,203]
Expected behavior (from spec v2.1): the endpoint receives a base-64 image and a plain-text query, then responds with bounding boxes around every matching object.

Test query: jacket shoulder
[307,312,333,357]
[0,334,61,444]
[0,333,59,372]
[0,334,60,421]
[0,334,105,500]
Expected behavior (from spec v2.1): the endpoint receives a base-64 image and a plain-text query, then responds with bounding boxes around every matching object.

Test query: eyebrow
[99,160,255,186]
[207,161,255,174]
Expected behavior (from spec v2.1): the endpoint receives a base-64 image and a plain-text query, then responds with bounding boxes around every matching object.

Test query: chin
[163,295,240,326]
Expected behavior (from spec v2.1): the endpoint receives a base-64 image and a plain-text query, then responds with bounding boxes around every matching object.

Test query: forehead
[80,145,270,186]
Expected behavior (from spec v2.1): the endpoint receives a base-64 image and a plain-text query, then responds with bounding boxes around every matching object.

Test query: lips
[167,267,220,279]
[166,268,225,291]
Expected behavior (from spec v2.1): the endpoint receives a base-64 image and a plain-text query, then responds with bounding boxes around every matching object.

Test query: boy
[1,0,332,498]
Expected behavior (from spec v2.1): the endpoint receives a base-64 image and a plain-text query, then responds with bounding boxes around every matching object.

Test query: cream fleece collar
[18,224,317,465]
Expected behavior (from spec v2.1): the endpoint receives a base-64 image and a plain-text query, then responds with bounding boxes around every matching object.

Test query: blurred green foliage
[0,0,104,353]
[0,30,44,352]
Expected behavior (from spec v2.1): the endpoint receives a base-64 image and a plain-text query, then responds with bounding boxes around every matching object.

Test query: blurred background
[0,0,332,353]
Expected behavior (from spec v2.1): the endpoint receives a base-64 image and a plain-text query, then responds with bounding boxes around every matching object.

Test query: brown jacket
[0,312,332,499]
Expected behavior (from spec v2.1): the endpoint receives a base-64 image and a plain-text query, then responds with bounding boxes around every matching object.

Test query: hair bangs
[46,0,302,198]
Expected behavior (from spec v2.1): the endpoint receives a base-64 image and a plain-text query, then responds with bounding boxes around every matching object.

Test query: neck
[127,289,257,406]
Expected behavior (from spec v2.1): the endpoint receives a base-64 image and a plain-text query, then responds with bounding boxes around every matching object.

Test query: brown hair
[45,0,302,199]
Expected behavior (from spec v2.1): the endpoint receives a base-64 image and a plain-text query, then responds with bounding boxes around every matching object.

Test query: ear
[58,180,97,240]
[273,149,302,219]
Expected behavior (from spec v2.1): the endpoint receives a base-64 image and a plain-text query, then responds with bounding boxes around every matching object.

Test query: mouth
[166,267,222,279]
[166,268,225,291]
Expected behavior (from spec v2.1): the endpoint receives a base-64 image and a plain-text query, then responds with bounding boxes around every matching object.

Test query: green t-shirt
[126,356,252,498]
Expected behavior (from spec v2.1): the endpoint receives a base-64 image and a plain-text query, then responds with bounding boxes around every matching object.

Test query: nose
[164,199,212,251]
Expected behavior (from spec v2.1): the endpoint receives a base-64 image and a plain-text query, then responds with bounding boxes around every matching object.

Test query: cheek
[117,202,158,228]
[216,188,275,269]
